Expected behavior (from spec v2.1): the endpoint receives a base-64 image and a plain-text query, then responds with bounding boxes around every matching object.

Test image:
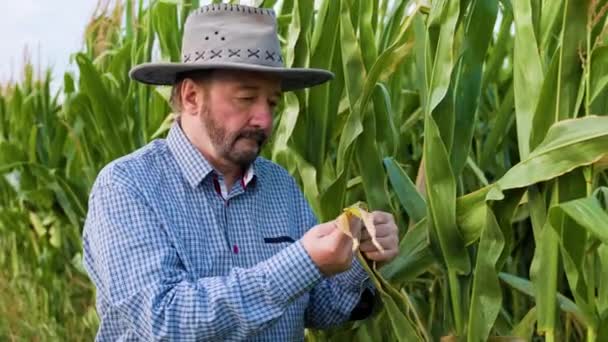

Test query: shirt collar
[167,120,257,189]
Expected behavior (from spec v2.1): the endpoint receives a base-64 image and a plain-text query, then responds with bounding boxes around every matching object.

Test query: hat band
[182,48,283,67]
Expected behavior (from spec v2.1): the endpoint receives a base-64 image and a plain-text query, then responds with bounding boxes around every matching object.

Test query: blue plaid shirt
[83,121,371,341]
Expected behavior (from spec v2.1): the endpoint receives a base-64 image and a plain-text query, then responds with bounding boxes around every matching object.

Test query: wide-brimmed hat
[129,3,334,91]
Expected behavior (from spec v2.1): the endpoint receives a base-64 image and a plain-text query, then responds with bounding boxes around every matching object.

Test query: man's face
[198,70,281,168]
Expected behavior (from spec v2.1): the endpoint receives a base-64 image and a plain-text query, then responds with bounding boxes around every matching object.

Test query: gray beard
[201,107,267,168]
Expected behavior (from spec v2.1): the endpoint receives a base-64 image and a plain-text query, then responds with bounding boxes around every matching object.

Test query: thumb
[325,221,353,246]
[312,221,337,237]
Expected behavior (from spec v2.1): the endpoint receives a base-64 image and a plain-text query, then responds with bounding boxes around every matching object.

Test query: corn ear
[337,202,385,253]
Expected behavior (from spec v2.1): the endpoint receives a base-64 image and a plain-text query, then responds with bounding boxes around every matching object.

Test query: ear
[180,78,205,116]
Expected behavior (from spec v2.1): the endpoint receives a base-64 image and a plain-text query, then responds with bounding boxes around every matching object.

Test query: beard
[200,105,268,169]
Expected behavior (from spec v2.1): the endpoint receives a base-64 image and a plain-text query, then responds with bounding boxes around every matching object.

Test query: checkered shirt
[82,121,371,341]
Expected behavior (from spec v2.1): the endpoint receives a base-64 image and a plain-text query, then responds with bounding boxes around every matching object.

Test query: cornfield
[1,0,608,340]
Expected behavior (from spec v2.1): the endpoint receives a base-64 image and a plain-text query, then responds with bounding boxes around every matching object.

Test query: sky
[0,0,261,88]
[0,0,101,85]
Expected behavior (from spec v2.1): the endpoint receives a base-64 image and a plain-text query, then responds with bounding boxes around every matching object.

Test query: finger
[364,247,398,261]
[372,211,394,225]
[359,235,397,252]
[359,240,377,252]
[372,223,398,238]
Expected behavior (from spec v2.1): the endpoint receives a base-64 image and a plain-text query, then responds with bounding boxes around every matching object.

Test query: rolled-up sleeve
[83,178,324,341]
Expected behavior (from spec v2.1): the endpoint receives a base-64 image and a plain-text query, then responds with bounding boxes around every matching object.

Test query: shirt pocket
[258,233,298,260]
[254,202,301,260]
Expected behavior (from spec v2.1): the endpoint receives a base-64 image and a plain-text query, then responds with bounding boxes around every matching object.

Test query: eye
[268,100,278,108]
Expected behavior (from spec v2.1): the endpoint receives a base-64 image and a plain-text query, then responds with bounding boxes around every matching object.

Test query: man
[83,3,399,341]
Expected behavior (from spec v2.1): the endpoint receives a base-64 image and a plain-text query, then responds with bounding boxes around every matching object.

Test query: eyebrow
[237,85,282,97]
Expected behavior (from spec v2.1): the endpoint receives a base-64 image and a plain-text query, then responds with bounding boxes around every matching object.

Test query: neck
[212,163,243,192]
[179,118,243,190]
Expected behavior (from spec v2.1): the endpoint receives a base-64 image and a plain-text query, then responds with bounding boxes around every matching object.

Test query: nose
[249,99,273,131]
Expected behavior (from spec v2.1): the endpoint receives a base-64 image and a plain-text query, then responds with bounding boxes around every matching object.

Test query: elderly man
[83,3,399,341]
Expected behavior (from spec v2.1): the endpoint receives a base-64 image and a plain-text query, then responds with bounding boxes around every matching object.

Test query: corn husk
[336,202,385,253]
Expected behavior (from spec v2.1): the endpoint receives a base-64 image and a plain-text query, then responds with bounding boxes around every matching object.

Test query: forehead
[210,69,282,94]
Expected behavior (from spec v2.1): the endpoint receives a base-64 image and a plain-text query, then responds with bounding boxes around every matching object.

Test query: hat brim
[129,62,334,91]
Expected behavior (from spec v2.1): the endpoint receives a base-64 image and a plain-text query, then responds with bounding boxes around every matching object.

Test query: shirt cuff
[335,256,372,293]
[264,241,323,305]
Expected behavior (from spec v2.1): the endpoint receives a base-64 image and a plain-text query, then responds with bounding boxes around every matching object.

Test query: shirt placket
[211,173,249,267]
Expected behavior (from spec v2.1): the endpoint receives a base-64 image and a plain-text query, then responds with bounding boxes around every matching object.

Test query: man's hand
[301,221,355,277]
[359,211,399,268]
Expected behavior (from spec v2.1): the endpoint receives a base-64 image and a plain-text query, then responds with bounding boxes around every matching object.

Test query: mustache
[236,129,267,144]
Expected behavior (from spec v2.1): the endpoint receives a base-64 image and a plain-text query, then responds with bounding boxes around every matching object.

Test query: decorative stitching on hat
[228,49,241,58]
[193,4,275,16]
[209,50,222,59]
[183,54,192,62]
[265,51,276,61]
[247,49,260,58]
[278,54,283,63]
[194,51,205,61]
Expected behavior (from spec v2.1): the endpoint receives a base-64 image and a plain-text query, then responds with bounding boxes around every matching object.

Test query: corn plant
[0,0,607,340]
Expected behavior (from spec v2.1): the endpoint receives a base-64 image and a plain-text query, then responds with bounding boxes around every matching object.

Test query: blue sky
[0,0,100,84]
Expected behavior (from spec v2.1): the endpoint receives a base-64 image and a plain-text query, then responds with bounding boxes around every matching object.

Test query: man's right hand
[300,221,354,277]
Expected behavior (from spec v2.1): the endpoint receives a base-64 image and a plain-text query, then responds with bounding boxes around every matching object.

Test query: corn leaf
[383,157,426,223]
[466,207,504,342]
[499,272,585,324]
[511,0,543,158]
[489,116,608,199]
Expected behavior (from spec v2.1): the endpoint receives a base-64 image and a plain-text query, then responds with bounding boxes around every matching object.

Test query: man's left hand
[358,211,399,268]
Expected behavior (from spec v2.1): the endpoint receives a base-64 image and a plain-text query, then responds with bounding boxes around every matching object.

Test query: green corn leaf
[380,218,435,283]
[467,207,504,342]
[383,157,426,223]
[356,254,424,342]
[551,196,608,245]
[489,116,608,199]
[511,307,537,339]
[450,0,498,176]
[336,0,366,174]
[598,245,608,317]
[424,114,470,275]
[512,0,543,159]
[456,186,490,245]
[590,46,608,105]
[538,0,563,57]
[307,0,340,172]
[529,187,560,337]
[529,0,587,150]
[152,1,181,62]
[499,272,586,325]
[425,0,459,114]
